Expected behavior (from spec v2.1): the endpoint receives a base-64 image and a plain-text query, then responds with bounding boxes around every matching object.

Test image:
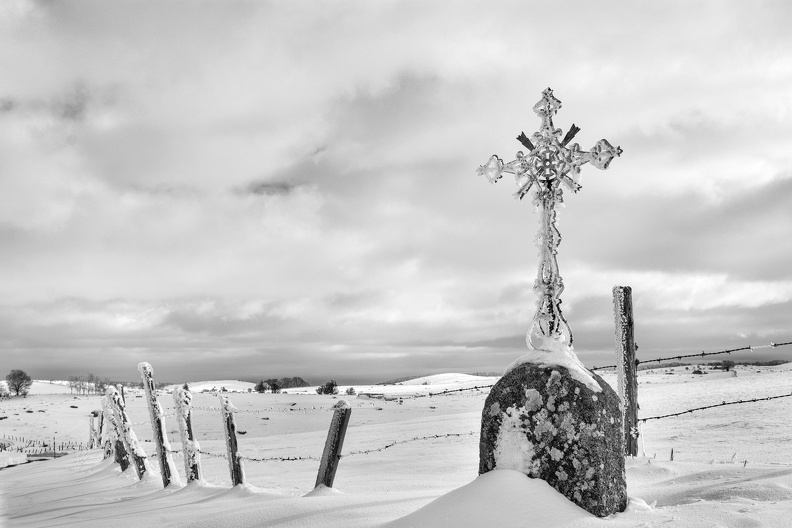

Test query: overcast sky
[1,1,791,385]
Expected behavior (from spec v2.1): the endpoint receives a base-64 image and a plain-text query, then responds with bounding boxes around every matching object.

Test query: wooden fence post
[173,386,202,483]
[315,400,352,489]
[101,392,129,470]
[107,385,150,480]
[218,393,245,486]
[96,409,105,451]
[613,285,639,456]
[88,411,97,449]
[138,362,181,488]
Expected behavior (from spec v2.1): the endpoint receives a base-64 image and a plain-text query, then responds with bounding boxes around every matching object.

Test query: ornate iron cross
[477,88,621,354]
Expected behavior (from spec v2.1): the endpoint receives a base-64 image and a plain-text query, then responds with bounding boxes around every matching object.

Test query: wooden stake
[173,386,202,483]
[88,412,97,449]
[102,392,130,471]
[139,362,181,488]
[219,394,245,486]
[315,400,352,489]
[96,410,105,452]
[613,285,639,456]
[107,385,150,480]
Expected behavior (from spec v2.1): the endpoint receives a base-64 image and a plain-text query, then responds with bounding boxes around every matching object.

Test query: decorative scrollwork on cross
[478,88,622,354]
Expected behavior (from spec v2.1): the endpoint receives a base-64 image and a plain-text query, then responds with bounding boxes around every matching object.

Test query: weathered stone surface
[479,362,627,517]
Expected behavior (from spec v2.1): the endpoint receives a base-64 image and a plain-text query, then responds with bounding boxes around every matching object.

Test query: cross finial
[477,89,621,356]
[533,87,562,134]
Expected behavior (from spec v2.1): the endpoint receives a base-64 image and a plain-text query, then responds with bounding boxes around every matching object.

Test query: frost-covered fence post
[107,385,150,480]
[138,362,181,488]
[218,394,245,486]
[88,411,97,449]
[103,387,129,471]
[100,395,123,463]
[96,410,105,451]
[88,410,104,449]
[477,89,626,517]
[613,286,638,457]
[173,386,202,483]
[315,400,351,489]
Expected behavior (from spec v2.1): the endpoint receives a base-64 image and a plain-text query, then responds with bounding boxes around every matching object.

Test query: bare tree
[6,370,32,396]
[68,375,79,394]
[86,372,97,394]
[95,377,110,394]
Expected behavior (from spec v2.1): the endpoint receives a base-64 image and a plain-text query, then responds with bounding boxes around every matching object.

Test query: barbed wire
[194,449,319,462]
[641,391,792,422]
[242,453,320,463]
[342,432,476,457]
[128,413,177,427]
[191,432,478,464]
[590,340,792,371]
[189,405,332,414]
[197,449,227,460]
[369,386,494,400]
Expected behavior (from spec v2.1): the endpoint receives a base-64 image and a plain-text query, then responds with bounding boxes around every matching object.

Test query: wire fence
[0,434,89,455]
[6,339,790,474]
[80,381,495,490]
[586,339,792,424]
[186,432,478,464]
[591,340,792,371]
[341,432,476,457]
[640,391,792,422]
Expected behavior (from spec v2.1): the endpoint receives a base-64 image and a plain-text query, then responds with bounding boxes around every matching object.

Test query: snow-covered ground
[1,367,791,527]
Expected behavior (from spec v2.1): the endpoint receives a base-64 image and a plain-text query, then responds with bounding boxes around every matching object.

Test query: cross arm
[585,139,622,170]
[477,154,529,184]
[562,139,623,188]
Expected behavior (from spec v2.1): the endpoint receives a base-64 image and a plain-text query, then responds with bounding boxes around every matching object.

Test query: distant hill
[378,372,501,385]
[377,374,429,385]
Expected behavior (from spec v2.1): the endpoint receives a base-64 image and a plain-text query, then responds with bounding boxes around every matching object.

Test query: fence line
[640,391,792,422]
[342,432,477,457]
[191,431,478,463]
[410,386,493,398]
[592,340,792,371]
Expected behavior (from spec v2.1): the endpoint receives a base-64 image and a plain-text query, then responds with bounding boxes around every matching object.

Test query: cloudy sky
[1,1,791,385]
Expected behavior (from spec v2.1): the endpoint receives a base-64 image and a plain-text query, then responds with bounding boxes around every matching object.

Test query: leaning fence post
[107,385,150,480]
[218,393,245,486]
[315,400,352,489]
[139,362,181,488]
[173,386,202,483]
[102,391,129,470]
[613,285,639,456]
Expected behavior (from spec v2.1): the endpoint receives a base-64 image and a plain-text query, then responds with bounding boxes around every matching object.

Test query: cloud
[244,180,299,196]
[1,2,791,382]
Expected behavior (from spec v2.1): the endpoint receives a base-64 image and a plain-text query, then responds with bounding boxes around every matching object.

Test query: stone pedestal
[479,362,627,517]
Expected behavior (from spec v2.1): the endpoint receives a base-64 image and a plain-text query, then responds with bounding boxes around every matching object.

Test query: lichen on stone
[488,402,501,417]
[480,362,627,517]
[523,388,543,412]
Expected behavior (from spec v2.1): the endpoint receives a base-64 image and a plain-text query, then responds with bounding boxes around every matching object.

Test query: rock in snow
[480,362,627,517]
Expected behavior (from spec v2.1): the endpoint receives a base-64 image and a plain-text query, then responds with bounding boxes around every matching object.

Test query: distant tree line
[68,373,113,395]
[316,379,338,395]
[254,376,310,394]
[639,359,789,372]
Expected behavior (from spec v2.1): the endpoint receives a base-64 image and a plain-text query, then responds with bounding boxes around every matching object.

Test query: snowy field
[1,366,791,527]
